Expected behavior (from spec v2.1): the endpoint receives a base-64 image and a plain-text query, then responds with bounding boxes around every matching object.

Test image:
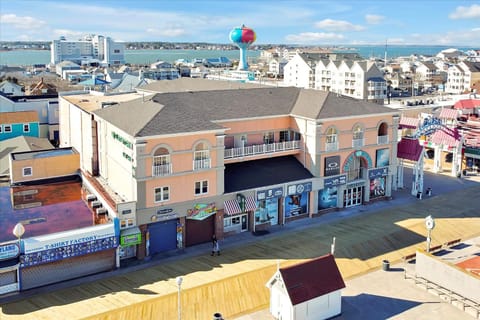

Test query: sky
[1,0,480,46]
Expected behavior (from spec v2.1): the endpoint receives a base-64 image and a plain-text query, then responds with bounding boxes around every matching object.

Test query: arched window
[153,147,171,176]
[352,125,364,148]
[325,127,338,151]
[194,142,210,170]
[377,122,389,144]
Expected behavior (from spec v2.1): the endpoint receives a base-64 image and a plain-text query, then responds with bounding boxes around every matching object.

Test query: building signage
[324,156,341,176]
[157,208,173,215]
[368,167,389,180]
[187,203,216,221]
[20,224,117,267]
[0,242,20,261]
[287,182,312,195]
[324,175,347,188]
[465,147,480,156]
[120,234,142,246]
[257,187,283,201]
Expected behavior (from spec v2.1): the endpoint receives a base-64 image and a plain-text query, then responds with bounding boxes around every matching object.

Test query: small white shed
[266,254,345,320]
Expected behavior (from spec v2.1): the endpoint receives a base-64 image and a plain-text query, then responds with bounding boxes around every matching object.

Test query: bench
[443,238,461,248]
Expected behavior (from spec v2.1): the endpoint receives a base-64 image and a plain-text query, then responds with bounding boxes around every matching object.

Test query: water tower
[229,24,256,71]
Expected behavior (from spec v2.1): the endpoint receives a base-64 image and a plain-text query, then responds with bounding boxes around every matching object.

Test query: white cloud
[285,32,344,43]
[314,19,365,32]
[146,28,188,38]
[365,14,384,25]
[1,13,47,29]
[449,4,480,19]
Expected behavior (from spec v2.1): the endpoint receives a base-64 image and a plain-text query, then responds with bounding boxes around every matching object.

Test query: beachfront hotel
[50,34,125,66]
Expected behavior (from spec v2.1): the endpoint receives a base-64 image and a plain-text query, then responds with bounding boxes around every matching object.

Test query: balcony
[377,135,389,145]
[352,138,364,149]
[325,141,339,152]
[224,140,301,160]
[152,163,172,176]
[193,158,211,170]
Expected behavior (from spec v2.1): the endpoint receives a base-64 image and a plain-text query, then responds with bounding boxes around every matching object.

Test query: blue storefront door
[148,219,177,255]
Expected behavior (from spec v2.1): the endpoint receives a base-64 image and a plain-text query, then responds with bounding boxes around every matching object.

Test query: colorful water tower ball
[229,24,256,47]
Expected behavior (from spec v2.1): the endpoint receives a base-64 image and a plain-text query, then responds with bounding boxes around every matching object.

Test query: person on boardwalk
[211,234,220,256]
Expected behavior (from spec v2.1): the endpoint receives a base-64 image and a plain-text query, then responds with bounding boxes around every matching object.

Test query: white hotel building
[50,34,125,66]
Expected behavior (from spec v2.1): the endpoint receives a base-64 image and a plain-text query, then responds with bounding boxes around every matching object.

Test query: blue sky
[1,1,479,46]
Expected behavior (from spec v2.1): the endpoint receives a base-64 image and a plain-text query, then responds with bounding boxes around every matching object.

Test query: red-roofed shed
[266,254,345,320]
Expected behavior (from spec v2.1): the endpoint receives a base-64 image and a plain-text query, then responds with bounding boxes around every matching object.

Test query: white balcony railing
[325,141,339,152]
[152,163,172,176]
[352,138,364,148]
[224,140,301,159]
[193,158,211,170]
[377,135,389,145]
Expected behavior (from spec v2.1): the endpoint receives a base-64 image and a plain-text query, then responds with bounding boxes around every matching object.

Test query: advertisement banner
[324,156,341,176]
[257,187,283,201]
[0,242,20,261]
[318,187,338,210]
[324,175,346,188]
[287,182,312,196]
[284,192,308,217]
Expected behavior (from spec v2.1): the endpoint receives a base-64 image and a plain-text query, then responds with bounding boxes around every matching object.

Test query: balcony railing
[193,158,211,170]
[224,140,301,159]
[152,163,172,176]
[377,135,389,144]
[352,138,364,148]
[325,141,339,152]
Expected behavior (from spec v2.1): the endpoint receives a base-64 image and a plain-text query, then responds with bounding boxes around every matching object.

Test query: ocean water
[0,46,475,67]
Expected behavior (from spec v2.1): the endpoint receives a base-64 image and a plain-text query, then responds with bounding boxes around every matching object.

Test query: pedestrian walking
[211,234,220,256]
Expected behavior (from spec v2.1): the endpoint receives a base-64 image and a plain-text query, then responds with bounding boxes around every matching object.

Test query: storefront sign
[324,175,347,188]
[324,156,341,176]
[287,182,312,195]
[465,147,480,156]
[21,223,117,267]
[157,208,173,215]
[368,167,389,180]
[257,187,283,201]
[0,242,20,261]
[187,203,216,221]
[120,234,142,246]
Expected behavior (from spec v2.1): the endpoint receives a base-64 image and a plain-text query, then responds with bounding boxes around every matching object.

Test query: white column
[433,145,442,173]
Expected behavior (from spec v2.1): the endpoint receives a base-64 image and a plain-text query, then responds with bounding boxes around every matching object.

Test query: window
[195,180,208,195]
[353,125,363,140]
[263,132,274,144]
[326,127,337,143]
[154,186,170,202]
[153,147,171,176]
[23,167,32,177]
[114,49,120,53]
[194,142,210,170]
[4,125,12,133]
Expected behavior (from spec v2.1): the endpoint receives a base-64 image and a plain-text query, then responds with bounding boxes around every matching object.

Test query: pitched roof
[453,99,480,110]
[278,254,345,306]
[397,138,423,161]
[430,127,461,147]
[139,77,267,93]
[438,108,458,119]
[399,116,419,129]
[94,87,397,137]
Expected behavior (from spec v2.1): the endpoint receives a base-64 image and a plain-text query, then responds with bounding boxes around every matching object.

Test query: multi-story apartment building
[284,53,386,103]
[59,79,400,261]
[446,61,480,94]
[50,34,125,66]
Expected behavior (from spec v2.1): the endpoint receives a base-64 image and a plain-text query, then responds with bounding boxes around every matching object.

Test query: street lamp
[425,215,435,253]
[13,222,25,240]
[176,276,183,320]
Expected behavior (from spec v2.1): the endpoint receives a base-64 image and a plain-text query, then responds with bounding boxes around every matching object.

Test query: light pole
[425,215,435,253]
[176,276,183,320]
[13,222,25,241]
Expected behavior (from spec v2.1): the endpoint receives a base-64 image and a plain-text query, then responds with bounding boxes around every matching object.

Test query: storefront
[465,147,480,173]
[0,241,21,294]
[20,223,118,290]
[368,167,389,199]
[119,227,142,260]
[224,195,256,235]
[185,203,217,246]
[255,186,283,230]
[318,174,346,211]
[344,182,365,207]
[148,209,178,256]
[284,182,312,221]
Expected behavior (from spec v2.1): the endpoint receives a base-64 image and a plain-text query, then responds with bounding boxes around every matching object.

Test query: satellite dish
[425,215,435,230]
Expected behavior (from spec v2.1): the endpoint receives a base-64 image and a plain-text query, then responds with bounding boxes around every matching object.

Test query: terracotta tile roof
[399,116,419,129]
[430,127,461,147]
[397,138,423,161]
[0,110,38,124]
[279,253,345,306]
[438,108,458,119]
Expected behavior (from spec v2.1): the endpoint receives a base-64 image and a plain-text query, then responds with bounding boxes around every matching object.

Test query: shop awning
[430,128,460,147]
[439,108,458,120]
[399,116,419,129]
[224,199,242,215]
[224,196,256,215]
[245,196,257,211]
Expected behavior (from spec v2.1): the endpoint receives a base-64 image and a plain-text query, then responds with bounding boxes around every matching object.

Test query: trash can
[213,313,223,320]
[382,259,390,271]
[426,188,432,196]
[416,191,422,200]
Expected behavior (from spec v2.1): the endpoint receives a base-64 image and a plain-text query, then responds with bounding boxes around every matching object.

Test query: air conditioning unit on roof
[96,208,107,215]
[86,194,97,201]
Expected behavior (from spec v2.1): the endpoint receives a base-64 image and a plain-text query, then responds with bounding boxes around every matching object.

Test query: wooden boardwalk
[2,185,480,320]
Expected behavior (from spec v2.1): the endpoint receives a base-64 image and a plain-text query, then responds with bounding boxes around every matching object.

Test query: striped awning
[430,128,460,147]
[224,197,257,216]
[224,199,242,215]
[245,196,257,211]
[399,116,419,129]
[439,108,458,119]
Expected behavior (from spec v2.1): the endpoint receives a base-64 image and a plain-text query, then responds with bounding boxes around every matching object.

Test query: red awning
[399,116,419,129]
[430,128,460,147]
[245,196,257,211]
[439,108,458,119]
[397,138,423,161]
[224,199,242,215]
